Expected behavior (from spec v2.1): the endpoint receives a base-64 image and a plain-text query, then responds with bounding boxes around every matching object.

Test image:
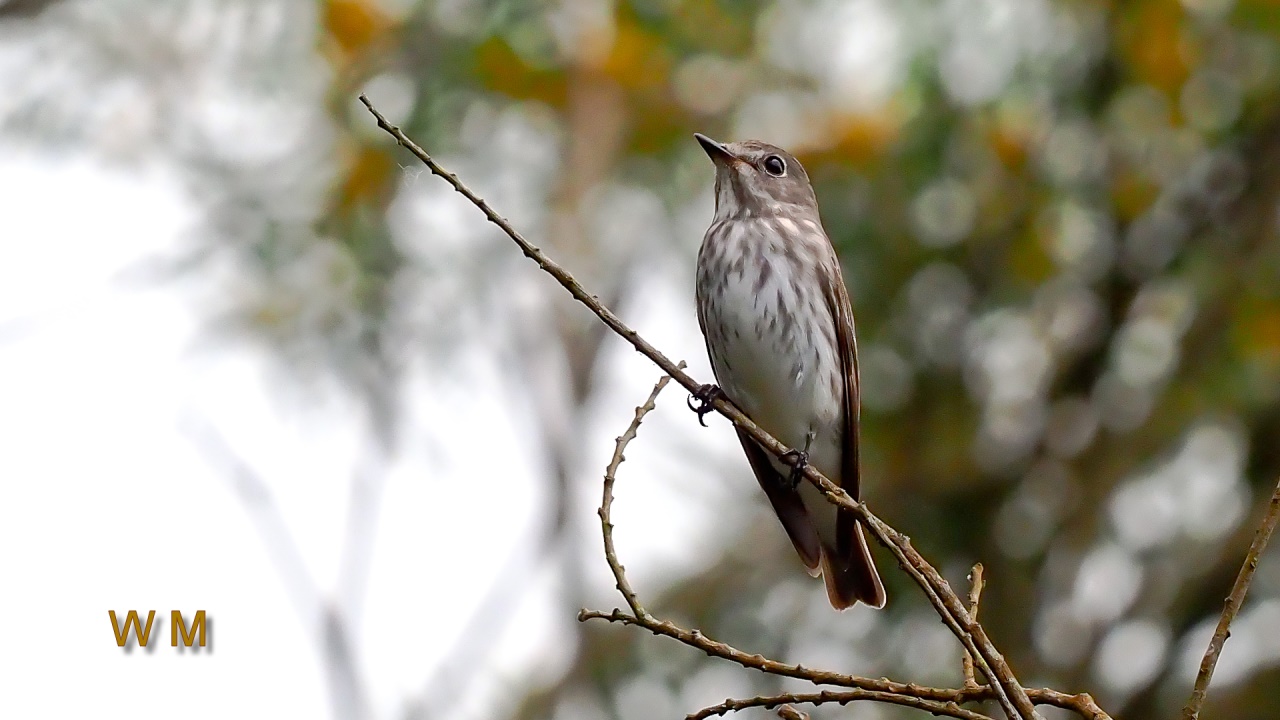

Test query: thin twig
[963,563,986,689]
[600,371,681,617]
[1182,474,1280,720]
[687,689,994,720]
[360,94,1042,720]
[855,508,1033,719]
[576,609,1111,719]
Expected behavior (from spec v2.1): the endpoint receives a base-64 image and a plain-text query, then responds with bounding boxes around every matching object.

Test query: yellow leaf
[1112,168,1158,221]
[601,19,671,92]
[324,0,391,55]
[1119,0,1189,95]
[1235,295,1280,360]
[473,37,568,107]
[339,145,395,211]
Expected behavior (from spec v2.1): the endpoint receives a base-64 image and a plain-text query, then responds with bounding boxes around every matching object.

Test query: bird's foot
[687,384,724,427]
[780,431,816,490]
[780,449,809,490]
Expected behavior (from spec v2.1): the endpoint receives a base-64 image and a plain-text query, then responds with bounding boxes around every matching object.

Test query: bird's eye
[763,155,787,177]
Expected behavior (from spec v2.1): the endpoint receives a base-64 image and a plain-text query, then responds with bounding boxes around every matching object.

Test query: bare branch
[963,563,986,689]
[600,370,682,617]
[0,0,63,20]
[588,376,1007,719]
[182,413,321,625]
[182,413,371,720]
[687,689,994,720]
[1182,474,1280,720]
[858,512,1032,718]
[359,94,1045,720]
[577,609,1110,719]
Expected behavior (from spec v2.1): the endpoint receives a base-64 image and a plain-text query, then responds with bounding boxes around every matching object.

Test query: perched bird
[691,133,885,609]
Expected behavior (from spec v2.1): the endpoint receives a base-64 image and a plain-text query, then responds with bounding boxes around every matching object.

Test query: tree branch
[181,413,370,720]
[1182,474,1280,720]
[963,563,986,690]
[582,378,1110,719]
[588,376,998,720]
[576,608,1110,719]
[687,689,994,720]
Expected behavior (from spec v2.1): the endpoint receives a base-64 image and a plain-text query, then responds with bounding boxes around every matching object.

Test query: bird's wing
[819,256,887,608]
[735,427,823,574]
[819,258,861,509]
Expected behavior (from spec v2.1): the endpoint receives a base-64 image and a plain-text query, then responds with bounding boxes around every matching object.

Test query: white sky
[0,146,746,719]
[0,149,328,718]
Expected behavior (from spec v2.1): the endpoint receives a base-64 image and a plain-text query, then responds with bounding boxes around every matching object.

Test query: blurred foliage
[6,0,1280,718]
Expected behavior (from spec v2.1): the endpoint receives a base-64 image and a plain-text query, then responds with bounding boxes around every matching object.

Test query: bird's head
[695,133,818,221]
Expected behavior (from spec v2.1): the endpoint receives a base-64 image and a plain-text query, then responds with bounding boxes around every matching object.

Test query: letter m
[171,610,207,647]
[109,610,156,647]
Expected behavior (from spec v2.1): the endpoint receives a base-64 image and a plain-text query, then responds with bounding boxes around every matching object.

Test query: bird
[690,132,885,609]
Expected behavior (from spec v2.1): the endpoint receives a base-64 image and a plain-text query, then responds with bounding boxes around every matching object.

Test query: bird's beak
[695,133,734,165]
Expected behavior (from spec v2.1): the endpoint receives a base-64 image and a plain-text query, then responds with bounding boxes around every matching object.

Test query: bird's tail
[820,521,886,610]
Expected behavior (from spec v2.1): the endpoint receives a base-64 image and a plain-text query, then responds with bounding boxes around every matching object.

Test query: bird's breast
[696,219,844,449]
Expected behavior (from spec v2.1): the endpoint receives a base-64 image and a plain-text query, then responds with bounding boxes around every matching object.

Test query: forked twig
[359,94,1044,719]
[599,370,683,617]
[587,376,997,720]
[851,507,1032,718]
[1182,474,1280,720]
[581,378,1110,719]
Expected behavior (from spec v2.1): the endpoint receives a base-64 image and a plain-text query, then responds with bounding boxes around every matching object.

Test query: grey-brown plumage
[693,133,885,610]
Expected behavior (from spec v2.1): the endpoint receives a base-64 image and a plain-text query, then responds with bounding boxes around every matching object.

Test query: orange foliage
[338,145,396,211]
[1118,0,1189,95]
[1111,168,1159,221]
[826,112,899,167]
[600,19,672,92]
[323,0,392,55]
[1234,295,1280,361]
[473,37,569,107]
[988,126,1029,171]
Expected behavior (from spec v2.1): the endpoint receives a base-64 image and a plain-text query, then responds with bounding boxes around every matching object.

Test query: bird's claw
[687,384,723,427]
[780,432,815,490]
[780,449,809,490]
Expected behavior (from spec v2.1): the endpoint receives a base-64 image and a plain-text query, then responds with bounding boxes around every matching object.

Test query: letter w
[109,610,156,647]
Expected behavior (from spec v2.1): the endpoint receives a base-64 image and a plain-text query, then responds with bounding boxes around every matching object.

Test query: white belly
[698,236,845,484]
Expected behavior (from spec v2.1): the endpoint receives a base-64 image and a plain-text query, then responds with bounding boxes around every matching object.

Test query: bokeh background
[2,0,1280,718]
